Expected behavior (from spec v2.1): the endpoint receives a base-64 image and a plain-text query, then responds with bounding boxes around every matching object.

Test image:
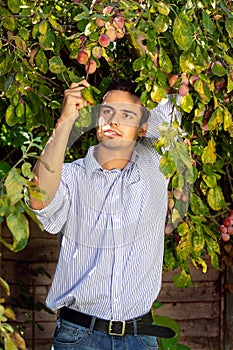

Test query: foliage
[0,1,233,346]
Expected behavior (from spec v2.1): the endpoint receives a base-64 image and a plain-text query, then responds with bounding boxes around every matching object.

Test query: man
[29,79,180,349]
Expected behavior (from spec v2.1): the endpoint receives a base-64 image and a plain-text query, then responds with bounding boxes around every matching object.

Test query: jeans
[52,318,158,350]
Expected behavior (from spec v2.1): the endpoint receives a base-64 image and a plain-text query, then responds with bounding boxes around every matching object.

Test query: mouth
[101,125,122,138]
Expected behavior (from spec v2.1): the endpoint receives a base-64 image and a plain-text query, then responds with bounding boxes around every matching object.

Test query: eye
[102,108,113,115]
[122,112,133,120]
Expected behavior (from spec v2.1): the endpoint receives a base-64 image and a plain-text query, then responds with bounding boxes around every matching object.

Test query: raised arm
[29,80,89,210]
[145,94,182,139]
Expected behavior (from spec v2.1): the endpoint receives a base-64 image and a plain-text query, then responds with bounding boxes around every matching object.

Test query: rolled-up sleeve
[29,165,73,234]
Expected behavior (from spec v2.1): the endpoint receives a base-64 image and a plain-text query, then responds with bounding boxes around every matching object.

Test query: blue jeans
[52,318,158,350]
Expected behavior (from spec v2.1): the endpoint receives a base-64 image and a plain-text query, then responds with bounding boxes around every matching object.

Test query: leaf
[151,84,167,103]
[201,138,216,164]
[191,223,205,253]
[212,62,226,77]
[14,36,27,51]
[190,193,209,215]
[207,186,226,211]
[2,16,16,31]
[180,93,194,113]
[173,17,194,51]
[225,18,233,38]
[227,73,233,93]
[0,161,11,180]
[223,108,232,131]
[5,212,29,252]
[159,47,173,73]
[157,2,170,16]
[202,11,214,34]
[39,29,56,50]
[5,168,27,205]
[0,55,14,76]
[35,49,48,74]
[173,269,192,288]
[81,87,96,105]
[21,162,34,179]
[39,20,48,35]
[133,56,146,71]
[160,151,176,178]
[7,0,21,13]
[202,174,217,188]
[177,222,189,236]
[208,108,224,131]
[48,16,65,33]
[49,56,66,74]
[180,46,209,74]
[0,277,10,296]
[154,15,169,33]
[5,105,17,126]
[4,308,16,321]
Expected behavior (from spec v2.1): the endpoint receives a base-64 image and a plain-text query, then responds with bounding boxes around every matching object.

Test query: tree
[0,0,233,347]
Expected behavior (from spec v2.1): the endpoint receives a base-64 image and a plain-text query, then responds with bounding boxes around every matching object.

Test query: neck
[95,143,134,170]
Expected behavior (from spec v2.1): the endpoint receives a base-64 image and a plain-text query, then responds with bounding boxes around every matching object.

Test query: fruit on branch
[168,74,179,88]
[99,34,111,47]
[105,23,117,42]
[113,15,124,29]
[220,211,233,242]
[92,46,103,59]
[85,59,97,74]
[77,50,88,65]
[181,73,189,86]
[179,84,189,96]
[96,17,106,27]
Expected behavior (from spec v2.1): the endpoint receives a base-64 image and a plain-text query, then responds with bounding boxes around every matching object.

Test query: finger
[70,80,90,89]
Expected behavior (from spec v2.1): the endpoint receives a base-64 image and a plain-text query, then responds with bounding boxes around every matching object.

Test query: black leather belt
[59,307,175,338]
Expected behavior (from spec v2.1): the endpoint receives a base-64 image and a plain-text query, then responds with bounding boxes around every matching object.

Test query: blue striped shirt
[34,96,181,321]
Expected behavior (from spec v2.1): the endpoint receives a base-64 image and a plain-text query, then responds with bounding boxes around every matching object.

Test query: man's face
[96,90,147,148]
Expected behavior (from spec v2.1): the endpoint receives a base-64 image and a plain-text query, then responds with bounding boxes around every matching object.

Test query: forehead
[102,90,142,114]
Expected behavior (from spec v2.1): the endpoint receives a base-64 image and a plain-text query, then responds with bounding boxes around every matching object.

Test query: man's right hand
[59,80,90,124]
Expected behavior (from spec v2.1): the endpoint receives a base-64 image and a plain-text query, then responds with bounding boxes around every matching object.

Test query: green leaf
[2,16,16,31]
[225,18,233,38]
[39,29,56,50]
[153,316,179,348]
[227,74,233,93]
[160,151,176,178]
[4,211,29,252]
[0,277,10,296]
[159,47,173,73]
[0,161,11,180]
[14,36,27,51]
[177,222,189,236]
[190,193,209,215]
[180,93,194,113]
[173,17,194,51]
[151,84,167,103]
[49,56,66,74]
[5,105,17,126]
[35,49,49,74]
[133,56,146,71]
[201,138,216,164]
[21,162,34,179]
[157,2,170,16]
[180,46,209,74]
[7,0,21,13]
[173,269,192,288]
[212,62,226,77]
[207,186,226,211]
[0,55,14,76]
[223,108,233,131]
[5,168,27,205]
[154,15,169,33]
[202,174,217,188]
[208,108,224,131]
[191,223,205,253]
[202,11,214,34]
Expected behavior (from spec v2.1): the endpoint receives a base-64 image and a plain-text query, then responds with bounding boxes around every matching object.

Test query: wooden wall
[0,220,227,350]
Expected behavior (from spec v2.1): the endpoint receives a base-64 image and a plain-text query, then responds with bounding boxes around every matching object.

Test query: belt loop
[88,316,96,335]
[133,319,138,336]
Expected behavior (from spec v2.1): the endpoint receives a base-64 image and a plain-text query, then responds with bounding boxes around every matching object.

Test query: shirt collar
[85,145,140,179]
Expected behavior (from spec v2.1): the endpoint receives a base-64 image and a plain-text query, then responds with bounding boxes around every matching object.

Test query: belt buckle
[108,320,126,336]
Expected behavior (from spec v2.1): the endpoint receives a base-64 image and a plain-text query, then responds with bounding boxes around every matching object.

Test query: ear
[138,122,148,137]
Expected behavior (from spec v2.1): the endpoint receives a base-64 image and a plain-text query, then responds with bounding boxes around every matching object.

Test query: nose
[107,112,119,126]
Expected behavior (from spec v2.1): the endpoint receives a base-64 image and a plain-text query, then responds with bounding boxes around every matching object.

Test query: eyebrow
[101,105,138,117]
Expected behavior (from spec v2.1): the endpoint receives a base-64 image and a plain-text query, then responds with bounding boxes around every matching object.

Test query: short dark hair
[105,79,141,98]
[103,79,150,125]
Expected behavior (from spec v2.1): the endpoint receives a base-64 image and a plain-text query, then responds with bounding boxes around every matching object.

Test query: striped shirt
[34,96,181,321]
